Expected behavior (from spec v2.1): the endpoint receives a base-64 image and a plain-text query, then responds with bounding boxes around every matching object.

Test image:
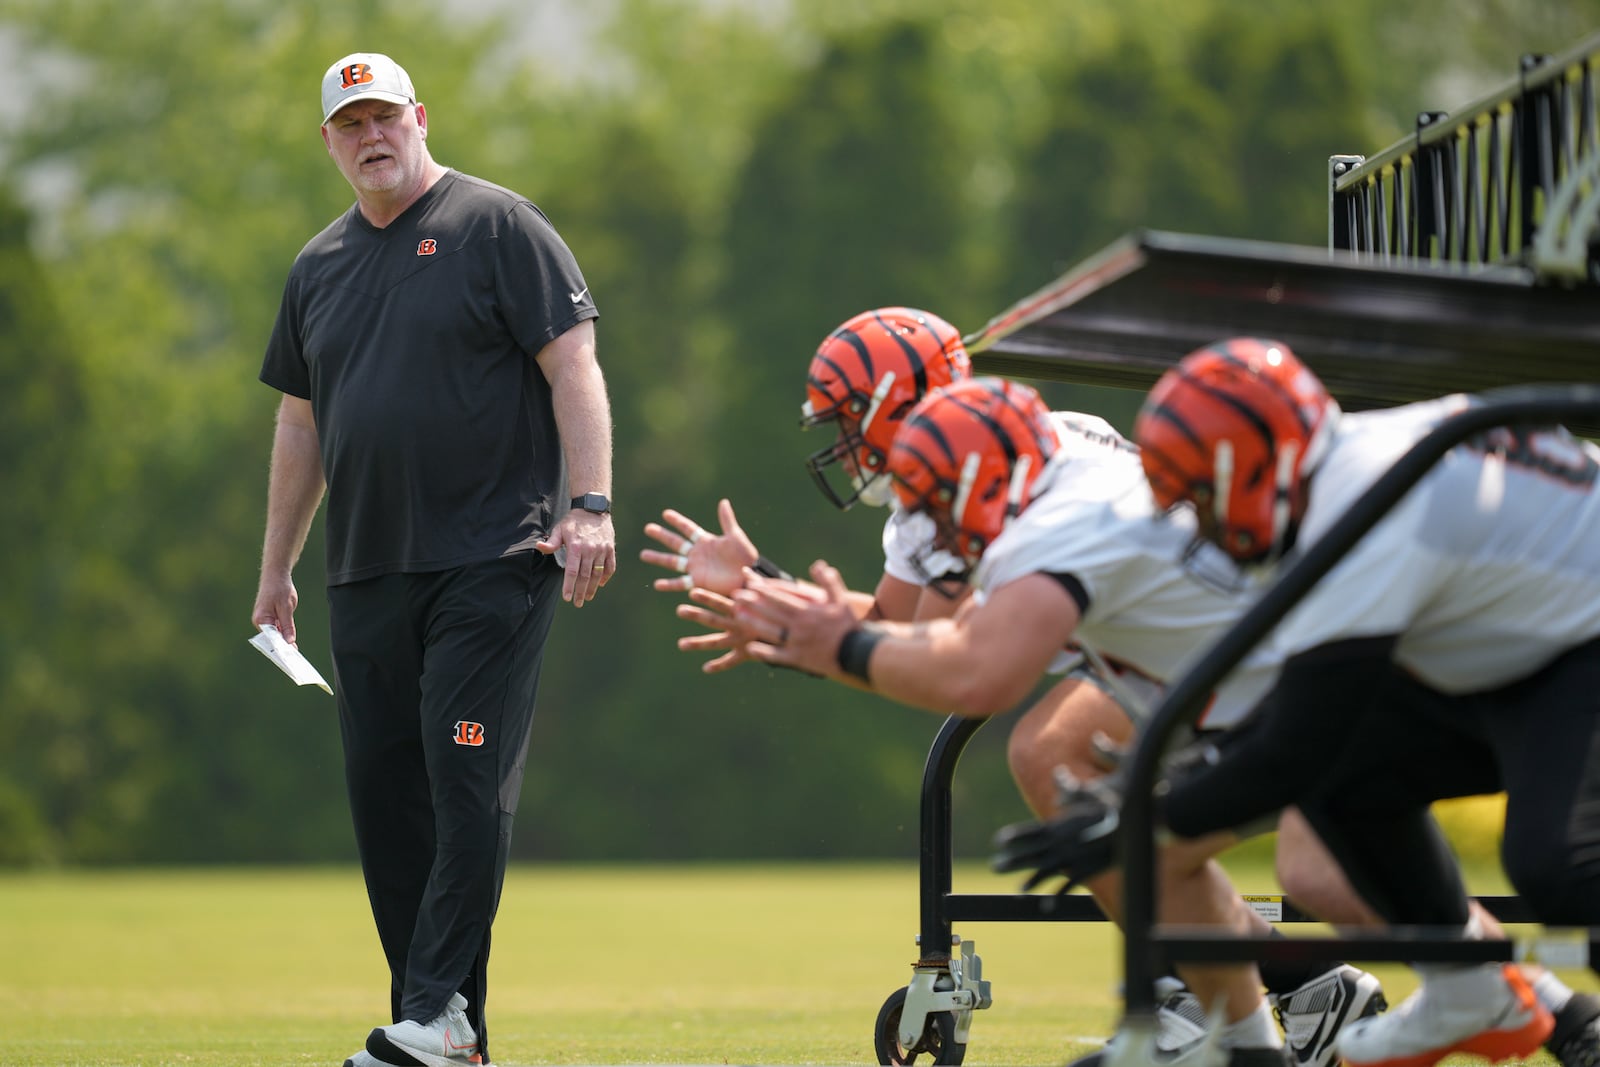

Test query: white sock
[1221,1000,1283,1049]
[1412,918,1485,984]
[1533,970,1576,1013]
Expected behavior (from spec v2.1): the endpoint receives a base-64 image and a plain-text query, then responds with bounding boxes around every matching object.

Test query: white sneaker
[345,1051,408,1067]
[366,992,490,1067]
[1271,964,1387,1067]
[1155,978,1212,1060]
[1337,963,1553,1067]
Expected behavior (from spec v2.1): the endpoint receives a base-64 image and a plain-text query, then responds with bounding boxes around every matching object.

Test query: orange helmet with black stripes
[888,377,1061,568]
[802,307,971,509]
[1134,338,1338,563]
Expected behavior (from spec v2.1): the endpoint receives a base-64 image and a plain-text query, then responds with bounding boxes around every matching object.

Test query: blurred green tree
[0,0,1588,864]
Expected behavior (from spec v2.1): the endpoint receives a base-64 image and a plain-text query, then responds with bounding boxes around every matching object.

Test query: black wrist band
[837,628,884,682]
[752,556,792,580]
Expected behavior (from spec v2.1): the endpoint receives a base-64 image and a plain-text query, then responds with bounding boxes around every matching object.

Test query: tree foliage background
[0,0,1593,864]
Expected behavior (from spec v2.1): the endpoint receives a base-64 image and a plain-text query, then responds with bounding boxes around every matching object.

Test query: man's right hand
[252,572,300,646]
[641,498,760,597]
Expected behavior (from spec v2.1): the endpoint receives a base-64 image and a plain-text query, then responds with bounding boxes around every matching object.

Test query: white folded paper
[249,624,333,694]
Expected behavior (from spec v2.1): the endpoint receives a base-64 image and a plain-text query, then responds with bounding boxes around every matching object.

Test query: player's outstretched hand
[675,588,757,674]
[991,767,1126,892]
[734,560,858,680]
[642,498,759,597]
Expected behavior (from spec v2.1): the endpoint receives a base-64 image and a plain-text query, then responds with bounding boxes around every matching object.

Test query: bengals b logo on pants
[452,721,486,747]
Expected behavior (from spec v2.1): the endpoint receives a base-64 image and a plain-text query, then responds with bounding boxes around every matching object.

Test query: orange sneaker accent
[1451,967,1554,1063]
[1344,967,1553,1067]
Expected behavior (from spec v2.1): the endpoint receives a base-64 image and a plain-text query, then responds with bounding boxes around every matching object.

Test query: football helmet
[801,307,971,509]
[1134,338,1339,564]
[888,377,1060,569]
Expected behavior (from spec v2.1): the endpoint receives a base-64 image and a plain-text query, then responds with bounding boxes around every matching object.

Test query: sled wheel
[874,985,967,1065]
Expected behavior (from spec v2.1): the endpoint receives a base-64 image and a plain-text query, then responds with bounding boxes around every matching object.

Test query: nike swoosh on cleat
[1286,991,1350,1062]
[444,1028,479,1055]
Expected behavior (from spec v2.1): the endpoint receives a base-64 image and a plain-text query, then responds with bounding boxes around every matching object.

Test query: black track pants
[329,553,560,1055]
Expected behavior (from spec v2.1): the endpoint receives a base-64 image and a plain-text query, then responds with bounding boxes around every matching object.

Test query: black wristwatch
[571,492,612,515]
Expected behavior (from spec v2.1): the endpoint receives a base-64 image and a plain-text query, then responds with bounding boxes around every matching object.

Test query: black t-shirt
[261,171,597,585]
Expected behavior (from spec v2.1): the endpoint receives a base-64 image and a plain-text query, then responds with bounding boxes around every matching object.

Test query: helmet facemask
[801,370,899,510]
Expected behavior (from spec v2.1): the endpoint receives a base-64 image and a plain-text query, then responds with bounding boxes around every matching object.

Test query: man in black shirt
[252,51,615,1067]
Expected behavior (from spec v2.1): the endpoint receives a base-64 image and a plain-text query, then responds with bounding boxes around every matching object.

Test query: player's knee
[1006,731,1071,817]
[1276,850,1318,907]
[1504,843,1600,923]
[1006,722,1052,782]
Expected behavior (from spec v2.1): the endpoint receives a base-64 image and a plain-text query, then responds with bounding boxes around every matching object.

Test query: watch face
[574,493,611,514]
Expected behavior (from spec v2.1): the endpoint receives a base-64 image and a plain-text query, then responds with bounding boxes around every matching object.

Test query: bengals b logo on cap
[339,63,375,90]
[320,52,417,125]
[452,721,486,747]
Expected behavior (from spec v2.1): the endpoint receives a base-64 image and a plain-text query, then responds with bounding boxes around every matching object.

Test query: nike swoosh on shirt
[569,287,589,304]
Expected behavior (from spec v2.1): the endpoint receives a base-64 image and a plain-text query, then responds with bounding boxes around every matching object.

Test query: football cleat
[1336,963,1552,1067]
[1270,964,1387,1067]
[1549,991,1600,1067]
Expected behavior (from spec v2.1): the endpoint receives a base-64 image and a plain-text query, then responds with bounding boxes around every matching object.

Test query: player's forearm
[854,621,1037,717]
[846,589,880,620]
[545,332,613,498]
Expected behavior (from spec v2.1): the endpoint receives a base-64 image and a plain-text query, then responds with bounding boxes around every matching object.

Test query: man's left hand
[538,510,616,607]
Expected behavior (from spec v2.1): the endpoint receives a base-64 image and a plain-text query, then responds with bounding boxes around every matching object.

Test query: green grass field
[2,858,1581,1066]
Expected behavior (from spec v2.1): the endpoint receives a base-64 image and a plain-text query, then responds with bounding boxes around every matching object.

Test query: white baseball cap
[321,52,416,124]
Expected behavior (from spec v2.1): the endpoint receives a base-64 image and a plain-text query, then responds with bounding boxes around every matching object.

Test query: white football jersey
[880,410,1132,586]
[1266,396,1600,693]
[973,446,1274,728]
